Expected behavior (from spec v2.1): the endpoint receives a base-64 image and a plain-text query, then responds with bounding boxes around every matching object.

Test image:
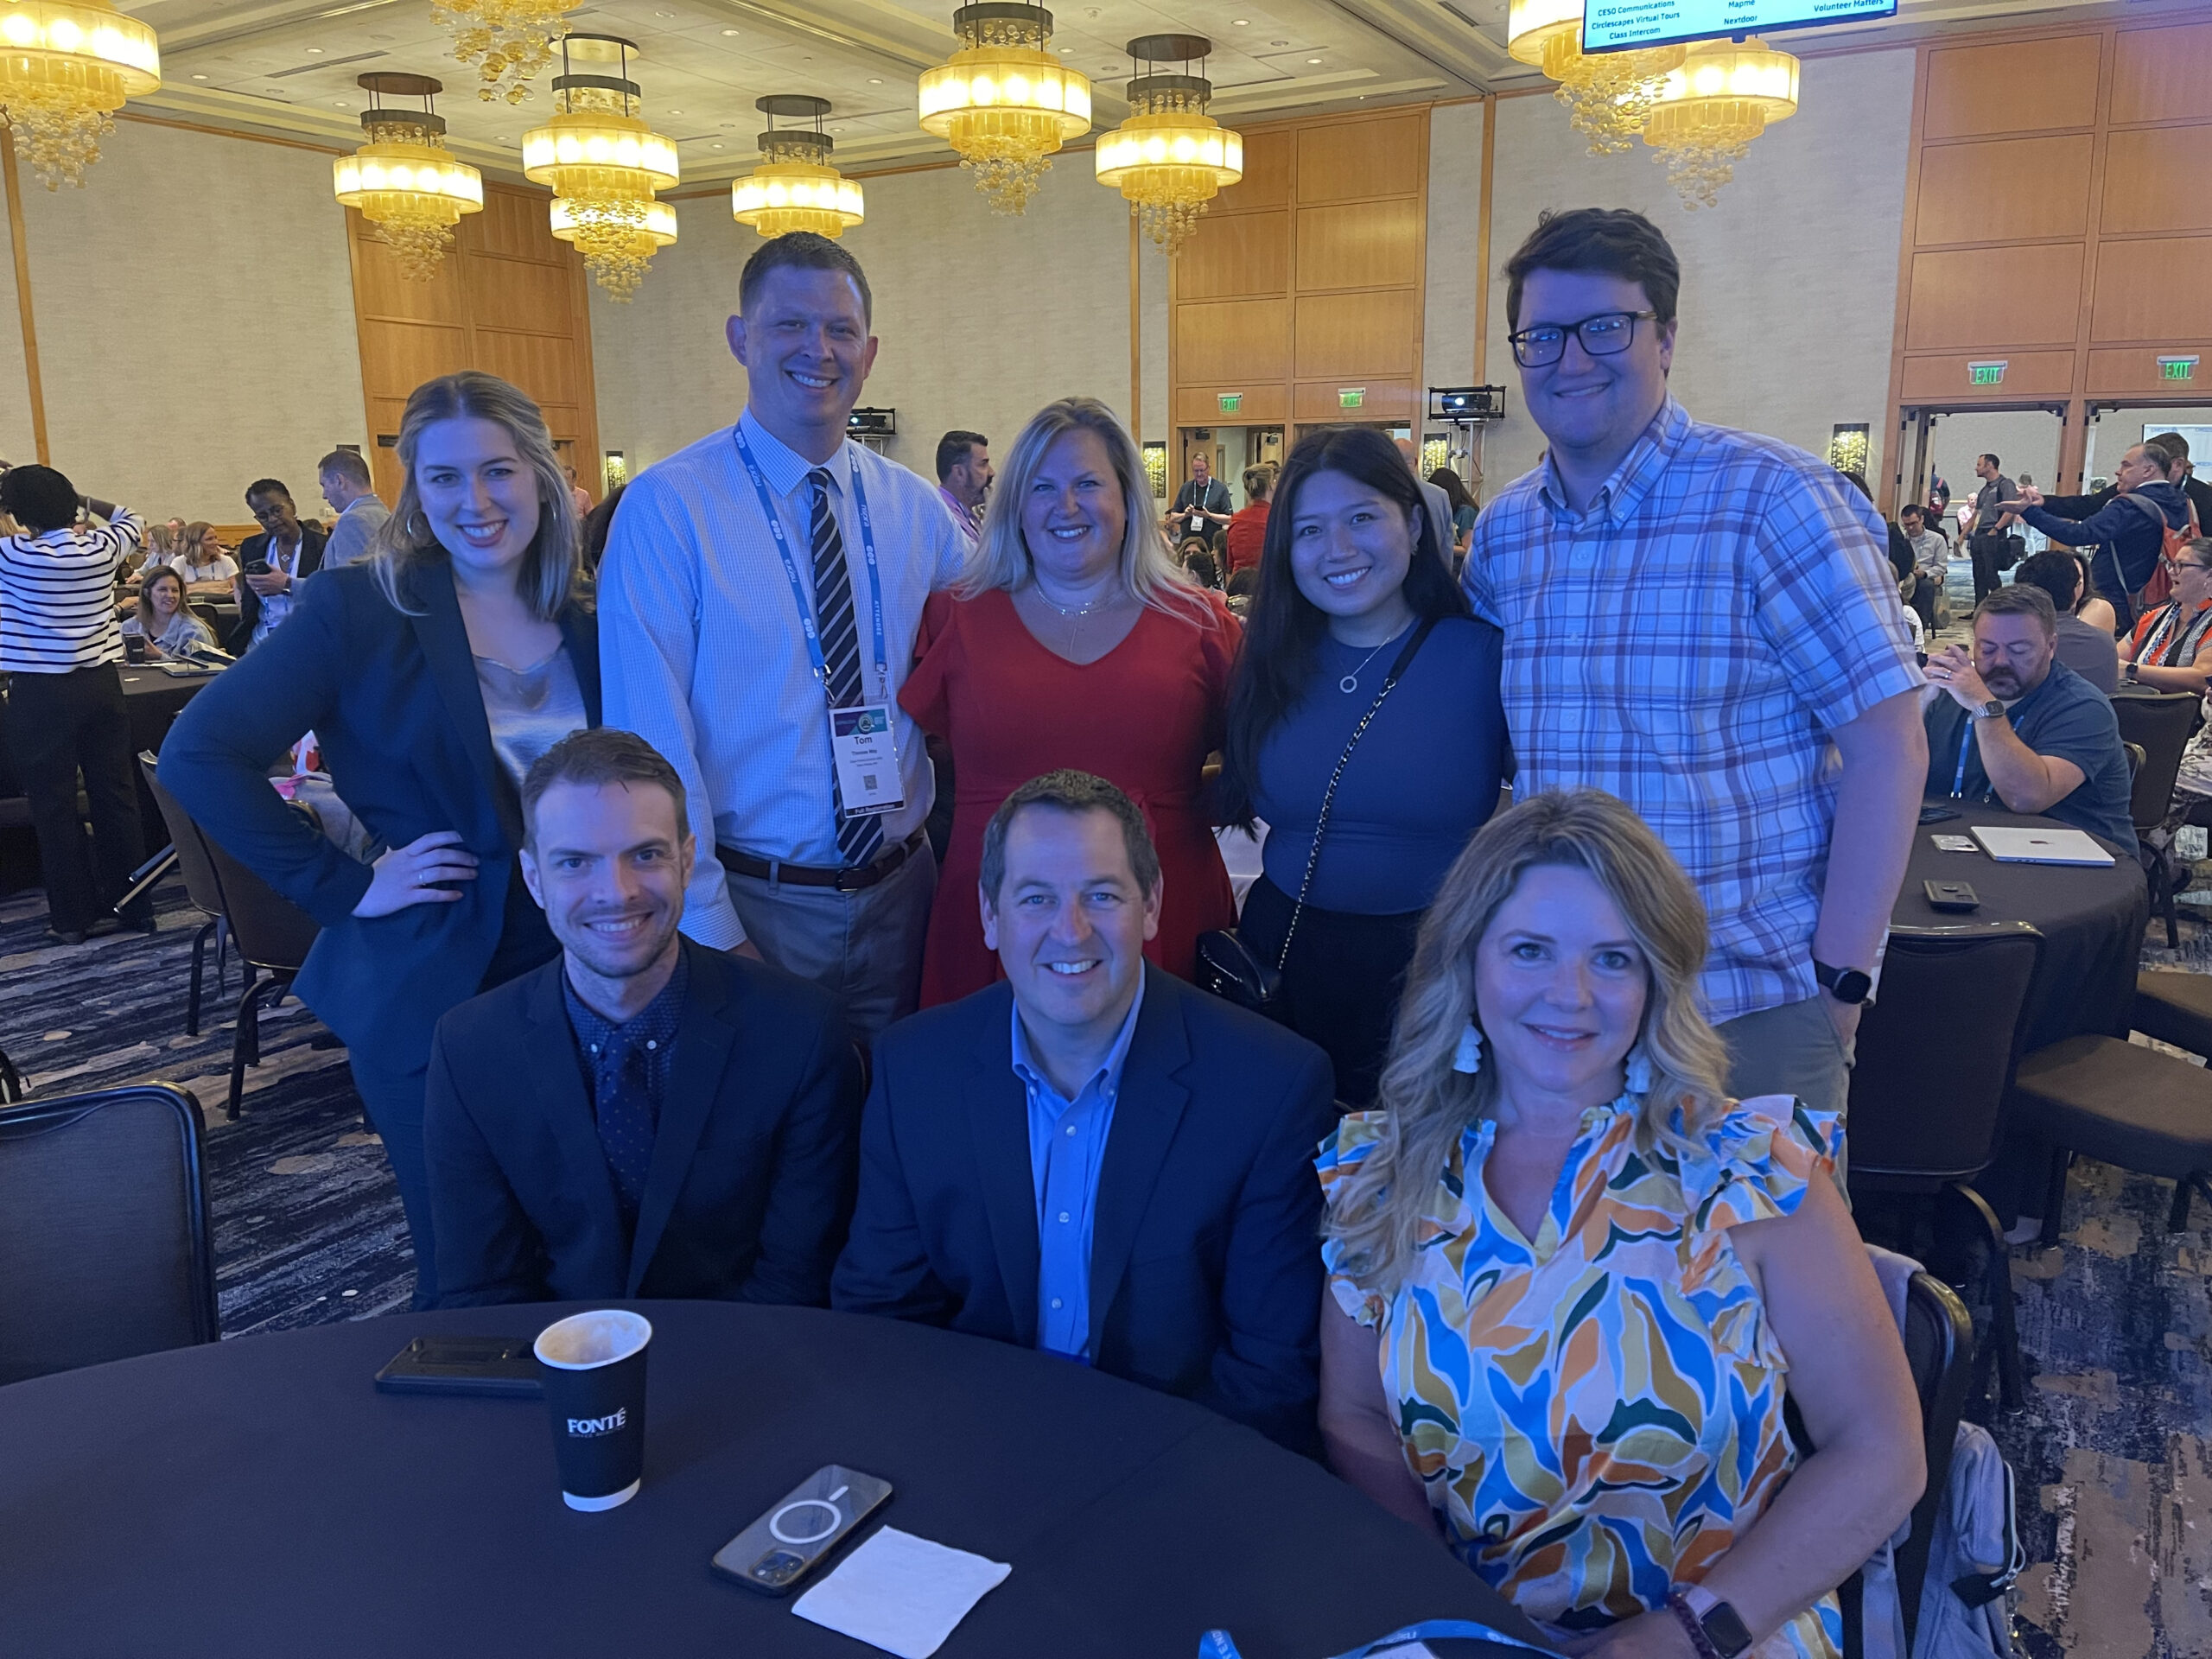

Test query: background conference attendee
[833,771,1336,1452]
[1392,437,1454,558]
[1427,466,1478,559]
[2118,536,2212,695]
[235,477,327,650]
[1899,503,1946,633]
[902,397,1240,1005]
[1317,791,1923,1658]
[128,565,216,659]
[425,728,860,1307]
[162,370,596,1307]
[1224,463,1271,577]
[935,428,990,543]
[2014,549,2120,695]
[2012,442,2191,632]
[0,465,156,944]
[1217,426,1508,1105]
[1923,585,2137,853]
[318,447,390,570]
[1464,207,1926,1125]
[601,232,966,1042]
[172,523,239,597]
[1967,452,2018,602]
[1166,449,1232,542]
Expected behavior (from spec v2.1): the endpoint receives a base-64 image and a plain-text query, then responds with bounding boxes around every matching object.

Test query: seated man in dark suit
[425,728,861,1306]
[833,770,1337,1451]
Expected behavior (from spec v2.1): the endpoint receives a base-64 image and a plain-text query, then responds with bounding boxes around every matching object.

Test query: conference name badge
[830,703,905,817]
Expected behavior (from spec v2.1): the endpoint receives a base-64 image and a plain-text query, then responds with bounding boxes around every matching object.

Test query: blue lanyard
[1952,716,1975,798]
[732,422,890,704]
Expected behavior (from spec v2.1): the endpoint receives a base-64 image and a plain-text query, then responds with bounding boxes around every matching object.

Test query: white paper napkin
[791,1526,1012,1659]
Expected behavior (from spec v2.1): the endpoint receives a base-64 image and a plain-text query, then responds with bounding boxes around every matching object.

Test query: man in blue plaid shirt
[1463,209,1926,1124]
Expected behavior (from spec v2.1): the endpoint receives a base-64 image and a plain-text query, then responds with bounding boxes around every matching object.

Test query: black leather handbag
[1195,618,1437,1019]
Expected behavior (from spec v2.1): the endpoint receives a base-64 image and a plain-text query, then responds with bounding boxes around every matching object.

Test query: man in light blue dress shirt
[833,772,1336,1451]
[598,233,968,1041]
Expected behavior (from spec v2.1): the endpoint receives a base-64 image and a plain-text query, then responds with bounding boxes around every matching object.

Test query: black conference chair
[139,753,229,1035]
[137,758,321,1118]
[2133,969,2212,1059]
[2007,1034,2212,1240]
[2112,689,2198,947]
[0,1083,217,1385]
[1847,922,2042,1412]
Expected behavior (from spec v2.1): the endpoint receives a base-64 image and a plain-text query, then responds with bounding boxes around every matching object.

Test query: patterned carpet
[3,819,2210,1655]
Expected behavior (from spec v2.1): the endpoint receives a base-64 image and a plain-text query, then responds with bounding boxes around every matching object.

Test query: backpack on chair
[1853,1419,2025,1658]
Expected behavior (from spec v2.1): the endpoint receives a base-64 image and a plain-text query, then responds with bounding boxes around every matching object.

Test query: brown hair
[1973,582,2058,639]
[978,770,1161,905]
[1503,207,1681,332]
[519,728,686,847]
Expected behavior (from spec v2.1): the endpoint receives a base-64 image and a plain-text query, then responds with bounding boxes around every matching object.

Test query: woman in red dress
[902,397,1241,1006]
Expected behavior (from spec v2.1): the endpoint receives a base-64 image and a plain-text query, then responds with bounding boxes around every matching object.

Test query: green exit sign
[1338,387,1366,409]
[2160,355,2199,383]
[1217,392,1243,414]
[1968,360,2007,385]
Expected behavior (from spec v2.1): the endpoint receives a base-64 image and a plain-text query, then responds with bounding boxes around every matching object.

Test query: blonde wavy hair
[960,397,1206,620]
[366,370,582,620]
[1325,790,1732,1298]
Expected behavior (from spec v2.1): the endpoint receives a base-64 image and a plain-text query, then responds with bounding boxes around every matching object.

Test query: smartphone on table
[712,1465,893,1596]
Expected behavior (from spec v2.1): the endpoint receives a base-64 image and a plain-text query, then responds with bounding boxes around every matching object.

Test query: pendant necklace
[1338,635,1394,694]
[1035,582,1111,653]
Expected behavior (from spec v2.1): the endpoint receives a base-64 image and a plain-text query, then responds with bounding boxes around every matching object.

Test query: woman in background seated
[1428,466,1478,560]
[2116,536,2212,696]
[1318,791,1921,1659]
[161,370,598,1309]
[171,524,240,598]
[128,565,216,658]
[131,521,175,578]
[1217,426,1507,1105]
[901,396,1239,1004]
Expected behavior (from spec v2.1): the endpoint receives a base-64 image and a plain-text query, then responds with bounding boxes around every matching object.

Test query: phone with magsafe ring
[712,1465,893,1597]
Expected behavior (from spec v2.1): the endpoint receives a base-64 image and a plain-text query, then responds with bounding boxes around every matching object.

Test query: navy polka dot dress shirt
[562,953,689,1236]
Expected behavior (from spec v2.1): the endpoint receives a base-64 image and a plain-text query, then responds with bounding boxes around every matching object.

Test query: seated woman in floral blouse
[1317,790,1922,1659]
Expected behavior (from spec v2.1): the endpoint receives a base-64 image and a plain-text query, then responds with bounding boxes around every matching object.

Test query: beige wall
[590,155,1146,485]
[8,118,368,522]
[1423,101,1487,396]
[1478,48,1916,493]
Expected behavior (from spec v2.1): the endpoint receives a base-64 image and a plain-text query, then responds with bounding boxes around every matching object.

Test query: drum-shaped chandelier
[1094,34,1242,257]
[431,0,570,103]
[1505,0,1681,156]
[331,73,484,281]
[918,2,1090,215]
[1641,35,1800,208]
[0,0,159,188]
[521,34,677,300]
[732,94,863,239]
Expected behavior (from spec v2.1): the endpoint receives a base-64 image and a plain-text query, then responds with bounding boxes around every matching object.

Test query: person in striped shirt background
[0,463,157,945]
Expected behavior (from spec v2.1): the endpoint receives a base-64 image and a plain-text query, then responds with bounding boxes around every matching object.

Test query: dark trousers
[349,1050,439,1310]
[1909,575,1939,633]
[1238,874,1424,1108]
[1968,534,2006,601]
[10,665,151,935]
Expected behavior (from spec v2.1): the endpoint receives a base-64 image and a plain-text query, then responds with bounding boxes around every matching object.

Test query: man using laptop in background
[1922,584,2136,854]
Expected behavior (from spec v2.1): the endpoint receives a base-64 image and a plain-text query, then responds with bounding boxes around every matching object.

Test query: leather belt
[718,829,926,893]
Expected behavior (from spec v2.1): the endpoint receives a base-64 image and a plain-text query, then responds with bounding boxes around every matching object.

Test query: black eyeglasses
[1507,310,1659,369]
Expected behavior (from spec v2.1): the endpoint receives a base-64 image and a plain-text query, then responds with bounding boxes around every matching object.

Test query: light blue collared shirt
[1010,976,1146,1361]
[598,409,969,947]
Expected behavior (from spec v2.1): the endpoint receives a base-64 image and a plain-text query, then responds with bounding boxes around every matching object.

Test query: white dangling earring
[1452,1021,1484,1075]
[1624,1046,1656,1096]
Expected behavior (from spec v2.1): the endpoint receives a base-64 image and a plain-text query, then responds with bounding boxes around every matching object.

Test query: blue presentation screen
[1582,0,1895,53]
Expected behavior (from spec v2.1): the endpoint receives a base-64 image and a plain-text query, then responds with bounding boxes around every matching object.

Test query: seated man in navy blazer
[832,770,1336,1450]
[425,728,861,1306]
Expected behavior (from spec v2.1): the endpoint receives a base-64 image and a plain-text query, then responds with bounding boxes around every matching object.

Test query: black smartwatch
[1815,959,1873,1007]
[1974,697,2006,721]
[1668,1590,1753,1658]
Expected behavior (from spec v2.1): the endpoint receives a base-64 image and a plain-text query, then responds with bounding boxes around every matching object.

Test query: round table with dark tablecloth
[0,1301,1541,1659]
[1893,805,2148,1049]
[119,663,221,843]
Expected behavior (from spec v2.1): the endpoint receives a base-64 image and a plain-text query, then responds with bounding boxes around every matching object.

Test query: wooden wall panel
[1293,380,1415,422]
[1295,289,1419,378]
[474,330,585,409]
[1900,351,2075,400]
[1913,135,2091,245]
[1177,298,1288,384]
[1904,244,2083,350]
[362,321,469,393]
[2109,23,2212,125]
[2089,236,2212,343]
[1295,199,1422,292]
[472,188,565,261]
[2087,347,2212,398]
[1295,115,1423,205]
[466,257,574,330]
[351,236,466,324]
[1923,35,2101,139]
[1176,210,1289,301]
[2101,126,2212,235]
[1215,130,1292,212]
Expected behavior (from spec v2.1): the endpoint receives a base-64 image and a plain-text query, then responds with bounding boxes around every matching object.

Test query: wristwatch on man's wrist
[1974,698,2006,721]
[1815,959,1873,1007]
[1669,1586,1755,1659]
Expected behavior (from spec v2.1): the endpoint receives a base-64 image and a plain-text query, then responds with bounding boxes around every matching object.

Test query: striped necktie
[809,467,885,868]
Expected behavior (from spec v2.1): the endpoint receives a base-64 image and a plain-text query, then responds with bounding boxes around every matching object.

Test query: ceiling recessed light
[721,25,739,34]
[668,108,683,114]
[191,72,208,79]
[1306,56,1322,64]
[1271,39,1290,46]
[653,7,674,15]
[1232,16,1249,23]
[305,46,324,54]
[830,124,844,131]
[711,142,724,149]
[334,99,348,106]
[868,76,883,83]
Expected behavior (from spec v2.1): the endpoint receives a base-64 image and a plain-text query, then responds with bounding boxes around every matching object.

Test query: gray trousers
[1719,994,1853,1186]
[725,841,938,1047]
